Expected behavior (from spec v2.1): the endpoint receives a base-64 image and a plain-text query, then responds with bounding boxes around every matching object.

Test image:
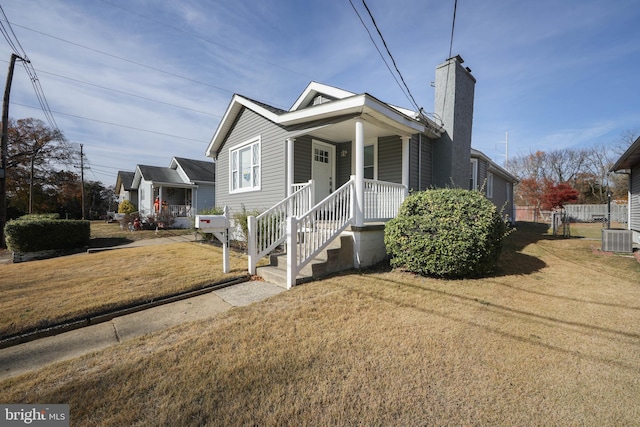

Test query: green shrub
[19,213,60,221]
[5,219,90,253]
[199,206,224,215]
[118,200,137,215]
[233,204,262,248]
[384,188,512,278]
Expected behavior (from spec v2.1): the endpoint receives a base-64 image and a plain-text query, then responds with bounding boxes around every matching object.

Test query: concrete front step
[256,235,353,288]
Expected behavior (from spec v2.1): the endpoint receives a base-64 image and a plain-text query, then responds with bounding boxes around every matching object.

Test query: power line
[16,64,221,118]
[4,21,235,96]
[0,5,61,133]
[100,0,310,80]
[12,101,209,143]
[359,0,421,112]
[347,0,414,109]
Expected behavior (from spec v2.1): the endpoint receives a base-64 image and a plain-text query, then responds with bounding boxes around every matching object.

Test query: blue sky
[1,0,639,185]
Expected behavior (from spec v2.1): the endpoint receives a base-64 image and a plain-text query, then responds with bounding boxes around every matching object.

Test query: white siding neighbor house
[123,157,215,228]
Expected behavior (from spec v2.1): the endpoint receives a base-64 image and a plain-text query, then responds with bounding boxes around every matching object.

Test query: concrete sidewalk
[0,280,285,380]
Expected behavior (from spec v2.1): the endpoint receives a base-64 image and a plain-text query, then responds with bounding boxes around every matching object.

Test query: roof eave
[611,136,640,171]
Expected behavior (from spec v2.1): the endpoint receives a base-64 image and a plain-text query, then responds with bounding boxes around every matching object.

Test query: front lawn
[0,223,639,425]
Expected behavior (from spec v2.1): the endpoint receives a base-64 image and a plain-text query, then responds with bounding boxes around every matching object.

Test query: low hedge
[5,219,90,253]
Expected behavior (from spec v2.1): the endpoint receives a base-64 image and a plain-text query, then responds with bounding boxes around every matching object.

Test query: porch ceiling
[298,116,409,143]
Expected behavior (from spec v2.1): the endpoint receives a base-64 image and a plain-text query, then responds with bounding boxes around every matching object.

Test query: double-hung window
[470,159,478,190]
[230,136,261,193]
[487,172,494,198]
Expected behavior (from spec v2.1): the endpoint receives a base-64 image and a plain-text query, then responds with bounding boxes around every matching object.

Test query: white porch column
[354,119,365,227]
[286,137,295,197]
[401,136,410,196]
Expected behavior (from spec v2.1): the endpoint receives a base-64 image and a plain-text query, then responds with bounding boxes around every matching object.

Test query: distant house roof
[135,165,185,186]
[171,157,215,183]
[611,136,640,171]
[115,171,135,195]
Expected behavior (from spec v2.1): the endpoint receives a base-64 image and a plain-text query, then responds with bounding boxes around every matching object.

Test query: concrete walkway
[0,280,285,380]
[0,235,286,381]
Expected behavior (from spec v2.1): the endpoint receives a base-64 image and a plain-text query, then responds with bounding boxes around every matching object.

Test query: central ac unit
[602,229,633,253]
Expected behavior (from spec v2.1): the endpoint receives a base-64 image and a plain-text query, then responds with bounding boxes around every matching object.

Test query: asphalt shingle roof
[174,157,215,182]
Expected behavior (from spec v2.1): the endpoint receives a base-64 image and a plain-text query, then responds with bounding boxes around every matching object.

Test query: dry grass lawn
[0,223,639,425]
[0,242,249,338]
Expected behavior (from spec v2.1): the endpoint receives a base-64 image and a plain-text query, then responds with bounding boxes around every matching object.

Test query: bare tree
[6,117,72,214]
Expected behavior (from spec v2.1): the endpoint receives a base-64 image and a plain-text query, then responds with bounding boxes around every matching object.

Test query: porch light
[341,149,348,157]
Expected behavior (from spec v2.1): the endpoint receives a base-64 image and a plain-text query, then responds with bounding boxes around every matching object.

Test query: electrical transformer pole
[80,144,85,220]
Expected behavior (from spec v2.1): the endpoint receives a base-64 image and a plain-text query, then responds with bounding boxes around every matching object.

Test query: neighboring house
[115,171,137,205]
[610,136,640,246]
[128,157,215,228]
[470,148,517,221]
[205,55,500,287]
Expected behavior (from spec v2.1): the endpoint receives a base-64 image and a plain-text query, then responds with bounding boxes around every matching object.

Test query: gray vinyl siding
[409,135,420,191]
[490,174,511,215]
[215,108,288,215]
[336,141,352,186]
[419,135,433,190]
[294,136,312,184]
[194,184,216,213]
[378,136,402,184]
[631,166,640,232]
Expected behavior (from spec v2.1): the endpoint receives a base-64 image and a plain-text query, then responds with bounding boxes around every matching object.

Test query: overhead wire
[359,0,421,112]
[100,0,310,80]
[347,0,416,110]
[12,101,209,143]
[0,5,62,134]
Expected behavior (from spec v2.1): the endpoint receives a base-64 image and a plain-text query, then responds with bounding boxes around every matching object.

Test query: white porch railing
[248,180,314,274]
[364,179,407,221]
[286,178,355,289]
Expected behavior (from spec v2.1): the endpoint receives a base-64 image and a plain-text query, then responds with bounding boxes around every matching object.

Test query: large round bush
[384,188,512,278]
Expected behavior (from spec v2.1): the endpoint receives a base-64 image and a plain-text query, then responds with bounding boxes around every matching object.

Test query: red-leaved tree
[540,179,579,210]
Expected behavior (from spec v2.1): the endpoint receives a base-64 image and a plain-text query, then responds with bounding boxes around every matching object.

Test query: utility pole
[80,143,85,220]
[0,53,23,248]
[505,131,509,167]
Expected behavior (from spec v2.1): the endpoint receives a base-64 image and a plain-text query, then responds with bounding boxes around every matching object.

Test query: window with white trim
[470,159,478,190]
[230,137,261,192]
[487,172,494,198]
[364,145,375,179]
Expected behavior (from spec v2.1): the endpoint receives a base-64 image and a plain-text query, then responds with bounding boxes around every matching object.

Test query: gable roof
[205,81,442,158]
[135,165,184,186]
[611,136,640,171]
[171,157,215,183]
[115,171,135,194]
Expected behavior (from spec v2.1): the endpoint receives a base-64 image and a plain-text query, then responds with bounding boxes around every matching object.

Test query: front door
[311,140,335,203]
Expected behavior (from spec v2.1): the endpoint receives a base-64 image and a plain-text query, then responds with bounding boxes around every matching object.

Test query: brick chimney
[432,55,476,188]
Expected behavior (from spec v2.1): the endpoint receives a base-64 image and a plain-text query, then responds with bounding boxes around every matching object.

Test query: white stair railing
[248,180,314,274]
[286,178,354,289]
[364,179,407,221]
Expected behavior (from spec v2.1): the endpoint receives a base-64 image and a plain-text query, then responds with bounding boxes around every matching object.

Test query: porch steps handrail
[248,180,314,274]
[364,179,407,221]
[286,177,355,289]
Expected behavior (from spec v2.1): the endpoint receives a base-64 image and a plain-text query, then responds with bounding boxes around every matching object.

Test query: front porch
[248,175,405,288]
[141,186,195,229]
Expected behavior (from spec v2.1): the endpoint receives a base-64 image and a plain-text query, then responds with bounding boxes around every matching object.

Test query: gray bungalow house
[206,55,500,287]
[610,136,640,246]
[470,148,518,221]
[130,157,215,228]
